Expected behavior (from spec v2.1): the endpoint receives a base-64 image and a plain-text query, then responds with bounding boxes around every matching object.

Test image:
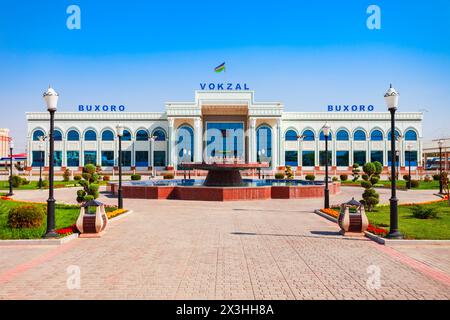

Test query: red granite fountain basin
[107,182,341,201]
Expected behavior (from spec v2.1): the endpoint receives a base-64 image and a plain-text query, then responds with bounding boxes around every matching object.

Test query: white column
[249,118,256,163]
[167,118,177,167]
[332,136,336,167]
[349,138,354,166]
[315,137,319,166]
[194,117,202,162]
[272,122,279,168]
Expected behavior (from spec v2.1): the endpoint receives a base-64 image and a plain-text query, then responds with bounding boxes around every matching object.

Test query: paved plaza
[0,187,450,300]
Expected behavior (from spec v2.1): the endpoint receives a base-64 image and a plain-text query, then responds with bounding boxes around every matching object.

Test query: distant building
[0,128,10,159]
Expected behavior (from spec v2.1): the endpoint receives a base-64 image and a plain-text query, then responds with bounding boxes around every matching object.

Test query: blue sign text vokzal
[200,83,250,90]
[328,104,374,112]
[78,105,126,112]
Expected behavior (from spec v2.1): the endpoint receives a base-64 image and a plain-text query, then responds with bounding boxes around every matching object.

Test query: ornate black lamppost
[6,139,14,196]
[322,122,331,209]
[116,124,124,209]
[438,139,443,194]
[43,87,59,238]
[384,84,402,239]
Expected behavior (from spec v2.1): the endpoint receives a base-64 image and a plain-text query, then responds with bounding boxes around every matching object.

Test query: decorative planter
[338,198,369,236]
[76,200,108,237]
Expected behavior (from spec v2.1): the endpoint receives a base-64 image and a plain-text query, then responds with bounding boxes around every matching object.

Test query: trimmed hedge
[7,205,45,229]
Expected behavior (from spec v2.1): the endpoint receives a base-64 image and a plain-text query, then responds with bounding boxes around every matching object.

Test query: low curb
[0,210,134,246]
[313,209,450,246]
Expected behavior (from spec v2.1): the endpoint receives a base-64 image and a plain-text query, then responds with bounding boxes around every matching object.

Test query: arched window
[122,130,132,141]
[353,130,366,141]
[319,131,332,141]
[84,130,97,141]
[136,130,149,141]
[54,130,62,141]
[336,130,349,141]
[32,130,45,141]
[152,129,166,141]
[101,130,114,141]
[404,130,417,141]
[285,130,298,141]
[302,130,315,141]
[387,129,401,141]
[176,126,194,162]
[371,130,383,141]
[67,130,80,141]
[257,126,272,163]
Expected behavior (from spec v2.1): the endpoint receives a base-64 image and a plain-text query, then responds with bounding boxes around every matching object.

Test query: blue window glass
[102,130,114,141]
[54,130,62,141]
[121,151,131,166]
[135,151,148,166]
[353,151,366,166]
[84,151,97,165]
[67,151,79,167]
[371,150,383,165]
[336,151,349,166]
[53,151,62,167]
[405,151,418,166]
[153,151,166,167]
[136,130,149,141]
[353,130,366,141]
[122,130,132,141]
[404,130,417,141]
[319,131,332,141]
[371,130,383,141]
[101,151,114,166]
[67,130,80,141]
[302,151,315,166]
[32,151,45,167]
[302,130,315,141]
[153,129,166,141]
[84,130,97,141]
[256,126,272,163]
[177,126,194,166]
[336,130,349,141]
[387,129,400,141]
[319,151,332,166]
[388,152,400,166]
[285,130,298,141]
[285,151,298,166]
[33,130,45,141]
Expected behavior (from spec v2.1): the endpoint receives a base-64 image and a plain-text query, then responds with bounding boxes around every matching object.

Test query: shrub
[360,162,381,211]
[63,169,71,182]
[103,175,110,181]
[410,180,420,188]
[361,174,369,181]
[41,180,49,188]
[76,190,86,203]
[274,172,285,179]
[11,175,23,188]
[332,176,338,182]
[340,174,348,181]
[351,164,360,182]
[423,175,432,182]
[131,174,141,181]
[163,173,174,179]
[83,195,94,202]
[305,174,315,181]
[370,176,379,185]
[403,174,411,181]
[21,178,30,185]
[361,180,372,189]
[433,174,440,181]
[7,205,45,228]
[88,184,100,199]
[76,164,100,202]
[284,166,294,180]
[361,188,379,211]
[74,175,82,181]
[410,205,438,219]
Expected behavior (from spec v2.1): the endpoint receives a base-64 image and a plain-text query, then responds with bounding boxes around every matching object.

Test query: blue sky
[1,0,449,151]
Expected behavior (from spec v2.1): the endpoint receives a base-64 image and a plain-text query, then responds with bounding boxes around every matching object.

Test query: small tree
[351,163,360,182]
[442,172,449,206]
[76,164,100,203]
[63,169,71,182]
[360,161,381,211]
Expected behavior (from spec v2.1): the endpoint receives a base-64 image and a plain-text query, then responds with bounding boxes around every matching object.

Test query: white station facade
[25,90,423,174]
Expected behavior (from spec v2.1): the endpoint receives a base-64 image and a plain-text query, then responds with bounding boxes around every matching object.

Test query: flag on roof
[214,62,225,73]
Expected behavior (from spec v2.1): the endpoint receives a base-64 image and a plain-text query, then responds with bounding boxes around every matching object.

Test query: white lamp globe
[116,124,124,137]
[43,87,59,112]
[384,84,399,110]
[322,122,331,137]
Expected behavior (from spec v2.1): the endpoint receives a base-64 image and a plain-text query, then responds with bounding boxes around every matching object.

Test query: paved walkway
[0,187,449,299]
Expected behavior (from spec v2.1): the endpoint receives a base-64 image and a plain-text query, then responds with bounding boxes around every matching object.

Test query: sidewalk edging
[313,209,450,246]
[0,210,134,246]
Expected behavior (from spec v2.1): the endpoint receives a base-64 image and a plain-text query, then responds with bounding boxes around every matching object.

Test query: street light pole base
[43,231,59,239]
[5,193,14,197]
[386,231,403,239]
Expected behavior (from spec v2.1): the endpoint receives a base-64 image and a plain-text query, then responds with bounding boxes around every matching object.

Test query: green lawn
[0,199,80,239]
[0,180,108,190]
[366,201,450,240]
[341,179,440,190]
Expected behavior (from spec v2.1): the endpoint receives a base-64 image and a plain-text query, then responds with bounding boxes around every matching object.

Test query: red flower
[55,224,78,235]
